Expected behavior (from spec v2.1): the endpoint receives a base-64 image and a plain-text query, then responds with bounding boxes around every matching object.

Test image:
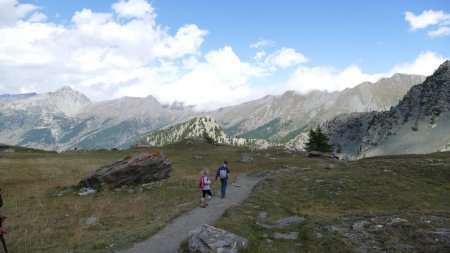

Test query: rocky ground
[317,213,450,252]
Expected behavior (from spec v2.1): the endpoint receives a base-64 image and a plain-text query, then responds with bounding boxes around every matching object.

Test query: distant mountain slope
[0,73,426,151]
[0,86,91,150]
[212,73,425,141]
[323,61,450,158]
[0,93,37,103]
[68,96,198,150]
[0,87,198,151]
[138,116,253,147]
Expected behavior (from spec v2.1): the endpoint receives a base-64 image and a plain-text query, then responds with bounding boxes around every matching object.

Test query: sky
[0,0,449,110]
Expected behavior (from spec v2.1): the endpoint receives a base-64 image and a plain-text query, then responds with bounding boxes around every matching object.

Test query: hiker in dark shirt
[215,161,230,199]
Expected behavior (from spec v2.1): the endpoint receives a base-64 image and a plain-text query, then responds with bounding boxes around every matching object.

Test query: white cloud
[0,0,38,27]
[405,10,450,37]
[428,26,450,37]
[264,48,309,69]
[250,39,274,49]
[405,10,450,30]
[117,46,267,110]
[287,65,382,92]
[0,1,448,112]
[287,51,446,94]
[112,0,155,19]
[255,48,308,71]
[390,51,446,76]
[157,24,208,59]
[27,12,47,23]
[0,0,209,102]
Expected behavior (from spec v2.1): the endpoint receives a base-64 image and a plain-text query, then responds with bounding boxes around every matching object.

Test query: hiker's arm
[0,227,6,235]
[215,169,219,180]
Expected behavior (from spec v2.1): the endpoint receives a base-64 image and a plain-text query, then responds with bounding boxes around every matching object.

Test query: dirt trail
[119,173,262,253]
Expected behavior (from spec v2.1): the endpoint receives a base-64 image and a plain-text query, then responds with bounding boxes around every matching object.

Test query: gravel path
[119,173,262,253]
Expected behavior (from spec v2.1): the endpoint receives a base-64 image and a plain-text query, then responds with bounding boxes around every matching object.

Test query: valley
[0,143,449,252]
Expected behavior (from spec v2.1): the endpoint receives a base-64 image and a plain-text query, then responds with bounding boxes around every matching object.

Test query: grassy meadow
[0,143,449,252]
[215,152,450,252]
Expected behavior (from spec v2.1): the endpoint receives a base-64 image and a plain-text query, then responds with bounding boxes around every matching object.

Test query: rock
[83,216,98,225]
[258,212,268,219]
[79,150,171,190]
[352,221,370,231]
[239,153,254,163]
[389,218,408,225]
[78,188,97,196]
[272,232,298,240]
[186,224,248,253]
[276,216,305,228]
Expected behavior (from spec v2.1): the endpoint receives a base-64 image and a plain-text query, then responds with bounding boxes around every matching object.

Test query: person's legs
[201,190,207,207]
[220,178,228,198]
[206,190,212,205]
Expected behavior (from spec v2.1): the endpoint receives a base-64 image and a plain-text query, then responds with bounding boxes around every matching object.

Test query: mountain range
[323,60,450,158]
[212,73,425,141]
[0,72,426,152]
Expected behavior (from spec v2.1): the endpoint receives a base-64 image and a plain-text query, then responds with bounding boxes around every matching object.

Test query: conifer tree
[305,127,333,152]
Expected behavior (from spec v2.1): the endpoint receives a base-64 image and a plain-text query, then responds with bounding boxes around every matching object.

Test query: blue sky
[0,0,449,110]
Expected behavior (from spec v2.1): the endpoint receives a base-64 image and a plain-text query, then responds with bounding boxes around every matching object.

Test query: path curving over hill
[119,173,262,253]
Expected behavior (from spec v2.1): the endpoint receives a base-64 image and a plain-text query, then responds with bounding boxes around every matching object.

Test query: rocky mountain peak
[138,115,253,147]
[51,85,90,102]
[322,60,450,158]
[398,60,450,119]
[436,60,450,71]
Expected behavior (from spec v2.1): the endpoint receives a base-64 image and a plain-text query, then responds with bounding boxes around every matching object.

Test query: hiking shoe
[200,205,206,208]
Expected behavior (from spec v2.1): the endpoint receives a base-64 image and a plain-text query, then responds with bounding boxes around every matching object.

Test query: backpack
[199,176,205,189]
[219,167,227,179]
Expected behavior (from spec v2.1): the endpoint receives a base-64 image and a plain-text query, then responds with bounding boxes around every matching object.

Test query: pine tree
[305,127,333,152]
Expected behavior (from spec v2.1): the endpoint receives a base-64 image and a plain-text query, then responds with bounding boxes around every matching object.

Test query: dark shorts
[202,189,212,198]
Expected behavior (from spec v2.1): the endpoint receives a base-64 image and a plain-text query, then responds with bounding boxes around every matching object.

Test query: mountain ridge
[322,61,450,158]
[212,73,425,140]
[0,73,428,151]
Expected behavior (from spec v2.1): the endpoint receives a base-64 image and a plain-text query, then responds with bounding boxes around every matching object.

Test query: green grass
[214,152,450,252]
[0,142,280,252]
[1,143,449,252]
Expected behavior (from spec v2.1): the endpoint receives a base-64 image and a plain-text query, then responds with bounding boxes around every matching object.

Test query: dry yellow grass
[0,142,270,252]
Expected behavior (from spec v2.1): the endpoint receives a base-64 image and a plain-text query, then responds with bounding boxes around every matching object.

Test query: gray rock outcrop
[323,60,450,158]
[79,151,171,190]
[186,224,248,253]
[239,153,254,163]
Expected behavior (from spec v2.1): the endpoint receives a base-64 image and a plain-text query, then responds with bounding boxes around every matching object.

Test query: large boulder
[187,224,248,253]
[79,150,171,190]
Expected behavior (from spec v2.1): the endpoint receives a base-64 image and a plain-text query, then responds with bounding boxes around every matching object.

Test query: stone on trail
[79,150,172,190]
[187,224,248,253]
